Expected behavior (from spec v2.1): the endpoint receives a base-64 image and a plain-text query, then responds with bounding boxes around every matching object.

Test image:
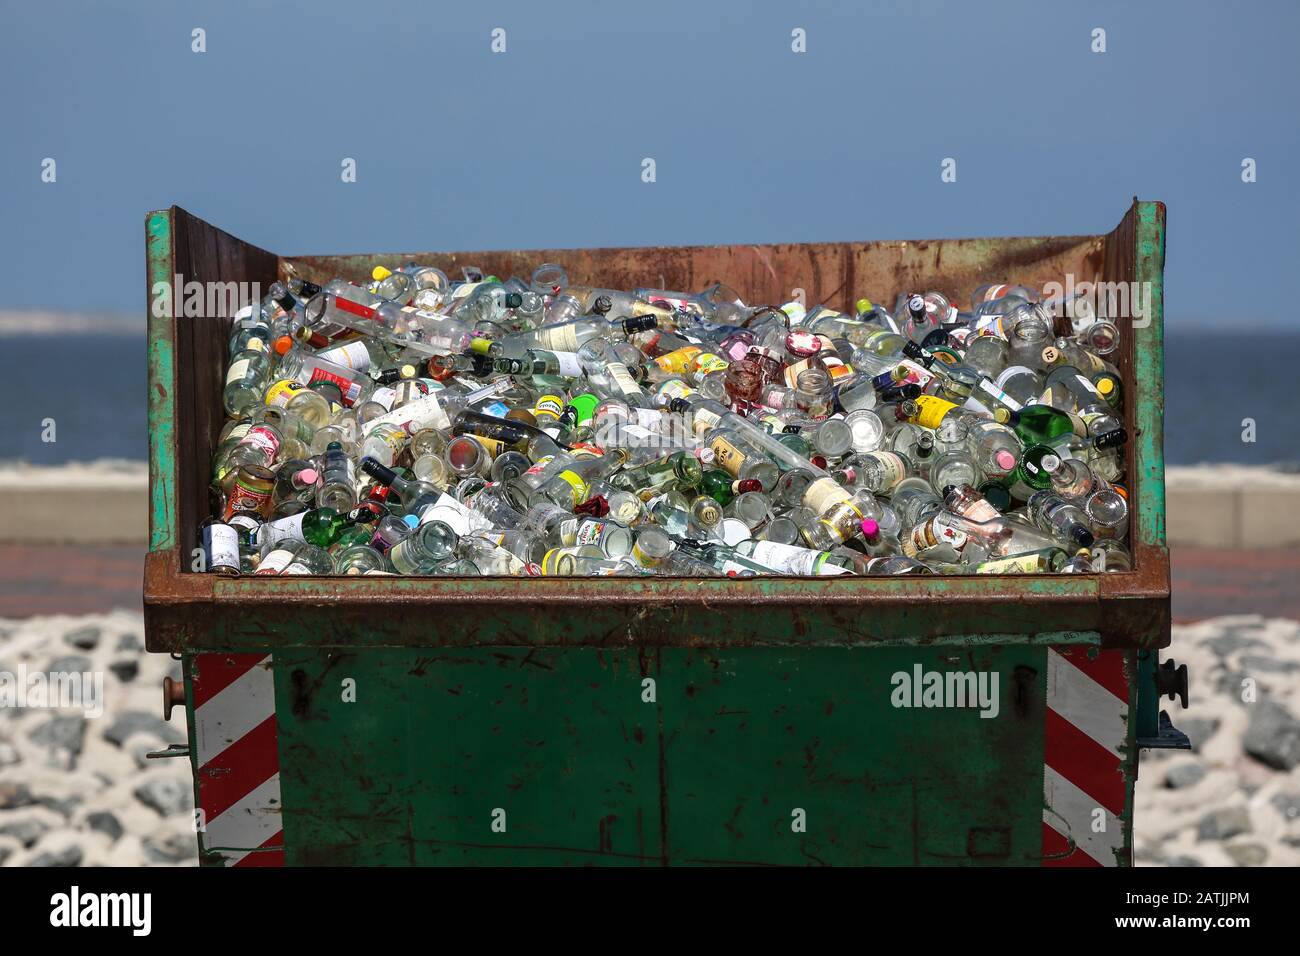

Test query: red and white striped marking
[1041,647,1131,866]
[192,653,284,867]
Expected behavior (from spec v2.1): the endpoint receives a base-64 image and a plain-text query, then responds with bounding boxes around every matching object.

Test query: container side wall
[167,207,279,555]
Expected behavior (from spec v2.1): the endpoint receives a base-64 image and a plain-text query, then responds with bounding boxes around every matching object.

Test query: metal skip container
[144,201,1184,866]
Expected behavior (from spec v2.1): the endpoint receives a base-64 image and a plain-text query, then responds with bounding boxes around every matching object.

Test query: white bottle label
[255,548,295,575]
[225,358,252,385]
[539,324,580,352]
[203,524,240,570]
[418,494,493,536]
[803,476,852,514]
[977,377,1022,411]
[258,512,307,548]
[607,362,643,395]
[228,513,261,536]
[554,351,584,377]
[364,392,450,437]
[316,340,372,371]
[239,425,281,465]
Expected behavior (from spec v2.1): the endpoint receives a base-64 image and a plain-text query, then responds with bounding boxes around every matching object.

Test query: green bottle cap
[569,393,599,426]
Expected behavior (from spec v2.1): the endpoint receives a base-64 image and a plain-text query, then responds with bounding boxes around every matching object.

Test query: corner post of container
[145,208,180,557]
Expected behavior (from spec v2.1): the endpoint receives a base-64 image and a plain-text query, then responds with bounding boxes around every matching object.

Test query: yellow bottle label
[912,396,958,430]
[654,346,702,373]
[264,379,308,408]
[534,395,564,419]
[710,437,747,477]
[469,435,505,457]
[556,470,589,506]
[692,353,728,375]
[976,554,1040,574]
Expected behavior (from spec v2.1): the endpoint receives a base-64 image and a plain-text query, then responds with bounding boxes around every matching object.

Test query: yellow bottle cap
[855,298,874,314]
[1097,377,1115,395]
[372,266,393,280]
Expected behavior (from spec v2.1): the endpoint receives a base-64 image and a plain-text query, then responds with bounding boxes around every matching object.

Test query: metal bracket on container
[146,744,191,759]
[1137,710,1191,751]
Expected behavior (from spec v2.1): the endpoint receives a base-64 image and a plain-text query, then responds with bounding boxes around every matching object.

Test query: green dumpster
[143,200,1182,866]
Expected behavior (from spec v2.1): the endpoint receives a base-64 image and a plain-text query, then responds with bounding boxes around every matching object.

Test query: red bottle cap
[297,468,319,485]
[994,450,1016,471]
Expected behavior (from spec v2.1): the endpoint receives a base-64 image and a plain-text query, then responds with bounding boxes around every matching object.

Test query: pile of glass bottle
[206,262,1132,577]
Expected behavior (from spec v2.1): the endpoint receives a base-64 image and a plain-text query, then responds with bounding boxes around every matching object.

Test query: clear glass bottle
[318,441,358,512]
[223,338,272,417]
[388,520,460,574]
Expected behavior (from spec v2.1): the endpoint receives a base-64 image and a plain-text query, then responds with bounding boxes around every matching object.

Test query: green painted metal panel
[274,647,662,865]
[145,210,177,551]
[657,645,1048,866]
[269,642,1082,865]
[1133,201,1167,549]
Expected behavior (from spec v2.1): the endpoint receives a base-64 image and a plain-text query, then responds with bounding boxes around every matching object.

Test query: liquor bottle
[483,314,658,356]
[1025,490,1097,549]
[388,520,460,574]
[257,506,358,549]
[1085,488,1129,541]
[897,293,940,343]
[254,540,334,575]
[277,345,374,408]
[578,339,653,408]
[1006,443,1059,501]
[1042,454,1109,501]
[272,461,321,506]
[223,338,272,417]
[994,404,1081,447]
[200,518,241,576]
[610,451,704,495]
[492,348,585,380]
[532,451,629,510]
[697,470,763,506]
[358,457,441,512]
[318,442,358,512]
[333,545,389,575]
[733,539,853,576]
[974,548,1068,574]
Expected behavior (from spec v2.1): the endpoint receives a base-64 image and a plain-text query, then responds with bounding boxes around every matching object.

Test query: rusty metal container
[144,201,1180,866]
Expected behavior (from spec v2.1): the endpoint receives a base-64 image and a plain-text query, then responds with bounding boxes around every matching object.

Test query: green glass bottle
[328,522,376,555]
[610,451,703,494]
[995,404,1077,446]
[698,469,763,506]
[1006,444,1058,502]
[258,507,353,549]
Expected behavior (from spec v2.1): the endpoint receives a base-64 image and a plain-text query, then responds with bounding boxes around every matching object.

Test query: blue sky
[0,0,1295,327]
